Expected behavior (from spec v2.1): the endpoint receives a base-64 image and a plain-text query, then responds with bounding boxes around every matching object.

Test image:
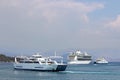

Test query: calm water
[0,62,120,80]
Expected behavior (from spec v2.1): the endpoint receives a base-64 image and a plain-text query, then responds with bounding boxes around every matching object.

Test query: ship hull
[68,60,91,64]
[14,63,67,71]
[94,61,108,64]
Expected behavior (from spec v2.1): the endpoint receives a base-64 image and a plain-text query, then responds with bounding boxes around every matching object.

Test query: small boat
[13,53,67,71]
[67,50,92,64]
[94,57,108,64]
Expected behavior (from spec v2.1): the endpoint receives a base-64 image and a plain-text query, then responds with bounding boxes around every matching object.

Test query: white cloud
[0,0,104,23]
[0,0,20,7]
[106,15,120,29]
[31,0,104,23]
[0,0,108,53]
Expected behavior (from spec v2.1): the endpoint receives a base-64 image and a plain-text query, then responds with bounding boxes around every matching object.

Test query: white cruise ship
[68,50,92,64]
[94,57,108,64]
[14,54,67,71]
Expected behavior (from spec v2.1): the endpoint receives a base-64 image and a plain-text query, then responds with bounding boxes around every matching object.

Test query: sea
[0,62,120,80]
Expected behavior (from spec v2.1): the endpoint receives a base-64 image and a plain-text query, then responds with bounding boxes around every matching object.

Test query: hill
[0,54,14,62]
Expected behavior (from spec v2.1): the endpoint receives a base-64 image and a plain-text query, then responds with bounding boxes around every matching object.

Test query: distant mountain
[0,54,14,62]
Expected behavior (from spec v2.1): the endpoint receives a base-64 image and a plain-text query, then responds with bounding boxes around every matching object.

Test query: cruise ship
[68,50,92,64]
[14,54,67,71]
[94,57,108,64]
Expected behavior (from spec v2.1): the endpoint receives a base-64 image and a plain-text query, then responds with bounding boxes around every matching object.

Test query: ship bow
[56,64,67,71]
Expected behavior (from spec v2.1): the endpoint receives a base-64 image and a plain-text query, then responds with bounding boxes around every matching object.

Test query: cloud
[30,0,104,23]
[106,15,120,30]
[0,0,20,7]
[0,0,108,54]
[0,0,104,23]
[0,0,120,60]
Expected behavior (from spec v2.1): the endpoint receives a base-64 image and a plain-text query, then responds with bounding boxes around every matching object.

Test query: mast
[15,57,18,63]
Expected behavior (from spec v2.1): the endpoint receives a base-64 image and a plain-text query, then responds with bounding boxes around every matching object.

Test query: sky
[0,0,120,61]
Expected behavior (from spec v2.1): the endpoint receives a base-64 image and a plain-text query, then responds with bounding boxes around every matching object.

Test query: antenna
[55,51,57,56]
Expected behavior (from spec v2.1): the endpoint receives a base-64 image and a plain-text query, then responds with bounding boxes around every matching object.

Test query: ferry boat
[14,53,67,71]
[68,50,92,64]
[94,57,108,64]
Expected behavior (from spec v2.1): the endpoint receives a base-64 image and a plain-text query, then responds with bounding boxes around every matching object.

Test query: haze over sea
[0,62,120,80]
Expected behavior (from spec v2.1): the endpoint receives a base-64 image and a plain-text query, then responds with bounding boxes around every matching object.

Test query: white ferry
[94,57,108,64]
[68,50,92,64]
[14,53,67,71]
